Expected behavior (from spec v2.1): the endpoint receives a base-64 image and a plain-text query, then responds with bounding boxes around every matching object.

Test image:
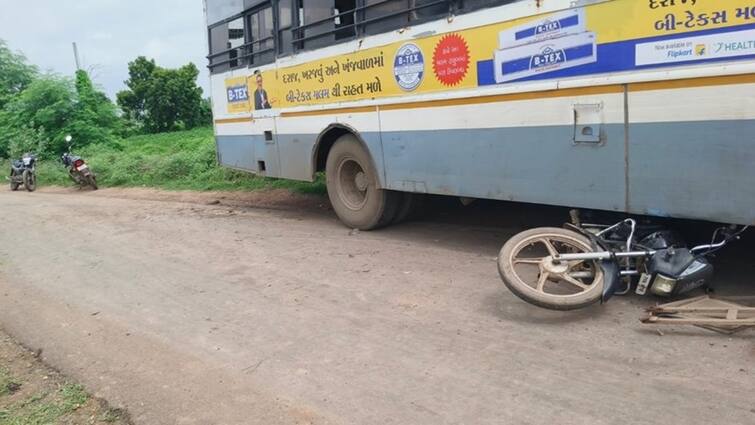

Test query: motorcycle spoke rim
[510,235,599,297]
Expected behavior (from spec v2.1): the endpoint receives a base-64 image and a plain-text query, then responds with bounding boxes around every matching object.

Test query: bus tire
[393,193,425,224]
[326,134,399,230]
[393,193,414,224]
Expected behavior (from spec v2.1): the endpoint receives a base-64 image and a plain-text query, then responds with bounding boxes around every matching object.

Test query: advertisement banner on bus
[224,76,251,114]
[225,0,755,114]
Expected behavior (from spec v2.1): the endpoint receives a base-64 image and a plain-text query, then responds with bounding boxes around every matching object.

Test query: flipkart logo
[695,44,707,56]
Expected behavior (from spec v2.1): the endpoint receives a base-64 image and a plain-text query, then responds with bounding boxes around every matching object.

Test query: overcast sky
[0,0,210,99]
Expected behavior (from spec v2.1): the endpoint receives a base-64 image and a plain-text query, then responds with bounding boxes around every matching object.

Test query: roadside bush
[3,127,326,195]
[0,75,75,157]
[5,125,47,158]
[0,71,120,159]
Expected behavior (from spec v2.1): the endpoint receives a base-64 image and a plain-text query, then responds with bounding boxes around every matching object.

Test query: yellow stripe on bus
[214,117,254,125]
[215,74,755,123]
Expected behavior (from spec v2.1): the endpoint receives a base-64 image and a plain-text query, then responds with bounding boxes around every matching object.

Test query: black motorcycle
[8,153,37,192]
[497,213,747,311]
[61,152,98,190]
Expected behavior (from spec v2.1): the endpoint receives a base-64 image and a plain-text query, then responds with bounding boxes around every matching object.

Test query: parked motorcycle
[8,153,37,192]
[497,213,748,311]
[61,135,97,190]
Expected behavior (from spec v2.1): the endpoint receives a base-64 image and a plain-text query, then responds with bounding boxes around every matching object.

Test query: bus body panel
[378,88,627,211]
[274,112,387,183]
[627,119,755,224]
[627,79,755,224]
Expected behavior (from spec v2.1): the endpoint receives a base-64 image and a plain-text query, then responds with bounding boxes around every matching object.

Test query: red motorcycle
[61,135,97,190]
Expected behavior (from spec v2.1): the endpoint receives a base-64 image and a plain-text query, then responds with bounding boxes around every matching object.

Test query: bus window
[459,0,521,14]
[362,0,450,36]
[277,0,295,55]
[411,0,451,21]
[299,0,336,50]
[249,6,275,65]
[206,0,244,25]
[207,2,275,74]
[228,18,245,68]
[334,0,357,41]
[363,0,410,36]
[208,16,245,73]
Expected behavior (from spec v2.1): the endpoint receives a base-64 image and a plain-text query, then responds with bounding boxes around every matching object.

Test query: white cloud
[90,32,114,41]
[0,0,210,99]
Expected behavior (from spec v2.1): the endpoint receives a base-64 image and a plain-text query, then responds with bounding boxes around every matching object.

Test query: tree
[116,56,156,124]
[0,71,120,157]
[0,75,76,156]
[0,41,120,158]
[69,70,121,146]
[199,97,213,127]
[0,39,37,109]
[117,57,206,133]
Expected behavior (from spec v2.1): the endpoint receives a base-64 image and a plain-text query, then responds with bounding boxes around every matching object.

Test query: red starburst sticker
[433,34,470,86]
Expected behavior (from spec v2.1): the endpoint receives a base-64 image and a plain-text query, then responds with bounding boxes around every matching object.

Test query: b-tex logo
[530,46,566,69]
[226,85,249,103]
[535,19,561,36]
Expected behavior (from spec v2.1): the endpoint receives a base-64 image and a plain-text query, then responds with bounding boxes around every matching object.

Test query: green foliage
[0,75,75,157]
[0,70,120,158]
[6,126,46,159]
[116,57,155,125]
[1,42,211,160]
[67,70,121,147]
[0,40,37,110]
[199,97,213,127]
[117,57,207,133]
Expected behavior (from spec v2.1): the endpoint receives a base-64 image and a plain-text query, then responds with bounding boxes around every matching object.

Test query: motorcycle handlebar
[690,226,749,255]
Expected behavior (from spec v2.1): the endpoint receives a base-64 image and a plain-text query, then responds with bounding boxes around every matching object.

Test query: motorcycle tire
[22,170,36,192]
[498,227,604,311]
[10,180,19,191]
[87,175,98,190]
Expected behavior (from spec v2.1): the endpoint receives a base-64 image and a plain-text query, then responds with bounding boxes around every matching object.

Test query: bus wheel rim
[337,157,369,211]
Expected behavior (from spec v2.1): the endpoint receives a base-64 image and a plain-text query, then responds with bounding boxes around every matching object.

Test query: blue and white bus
[204,0,755,229]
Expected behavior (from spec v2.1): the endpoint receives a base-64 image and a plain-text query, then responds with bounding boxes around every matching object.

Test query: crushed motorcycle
[497,213,748,311]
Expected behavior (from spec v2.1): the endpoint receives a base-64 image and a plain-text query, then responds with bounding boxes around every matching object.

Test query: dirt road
[0,189,752,424]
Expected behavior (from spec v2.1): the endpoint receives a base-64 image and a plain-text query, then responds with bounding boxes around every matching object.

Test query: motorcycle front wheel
[87,175,98,190]
[498,227,604,311]
[22,170,36,192]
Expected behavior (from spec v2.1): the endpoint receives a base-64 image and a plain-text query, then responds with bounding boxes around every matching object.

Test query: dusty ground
[0,327,131,424]
[0,187,753,425]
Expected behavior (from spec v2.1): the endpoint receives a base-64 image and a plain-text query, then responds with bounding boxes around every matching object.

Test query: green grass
[0,369,20,397]
[2,127,326,194]
[0,380,89,425]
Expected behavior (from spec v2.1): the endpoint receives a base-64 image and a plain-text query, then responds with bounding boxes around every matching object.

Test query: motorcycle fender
[600,260,621,304]
[564,224,622,303]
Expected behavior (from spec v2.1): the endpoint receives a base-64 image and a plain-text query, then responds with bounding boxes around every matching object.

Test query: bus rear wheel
[326,134,399,230]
